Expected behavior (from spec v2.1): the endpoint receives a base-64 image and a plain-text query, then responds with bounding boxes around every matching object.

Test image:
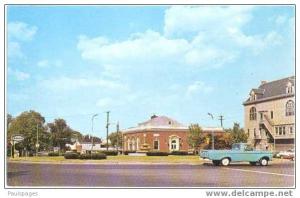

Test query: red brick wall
[123,130,189,152]
[123,130,225,152]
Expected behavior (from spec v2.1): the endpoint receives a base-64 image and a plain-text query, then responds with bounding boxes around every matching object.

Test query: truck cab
[200,143,273,166]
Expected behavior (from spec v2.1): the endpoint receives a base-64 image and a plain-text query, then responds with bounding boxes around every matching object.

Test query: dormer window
[250,91,256,101]
[286,82,294,94]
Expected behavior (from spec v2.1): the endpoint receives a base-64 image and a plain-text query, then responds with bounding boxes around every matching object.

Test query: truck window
[232,144,240,150]
[245,145,253,151]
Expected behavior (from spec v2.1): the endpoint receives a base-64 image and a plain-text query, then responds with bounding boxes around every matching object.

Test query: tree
[47,118,73,150]
[188,124,204,152]
[7,114,13,128]
[8,110,49,155]
[108,132,122,148]
[227,123,248,144]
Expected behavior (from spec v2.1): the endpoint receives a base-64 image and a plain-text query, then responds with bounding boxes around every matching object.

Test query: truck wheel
[212,160,220,166]
[249,162,257,166]
[221,158,230,166]
[260,158,269,166]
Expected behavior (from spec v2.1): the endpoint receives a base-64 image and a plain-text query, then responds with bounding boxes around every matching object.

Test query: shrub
[99,150,118,156]
[170,151,189,155]
[146,151,169,156]
[124,151,136,155]
[79,153,107,160]
[91,153,107,160]
[64,152,79,159]
[48,152,59,156]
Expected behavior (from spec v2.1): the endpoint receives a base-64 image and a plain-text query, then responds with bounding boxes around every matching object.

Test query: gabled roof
[244,76,295,105]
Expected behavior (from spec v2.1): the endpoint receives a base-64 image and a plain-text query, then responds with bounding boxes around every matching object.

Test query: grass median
[8,155,203,164]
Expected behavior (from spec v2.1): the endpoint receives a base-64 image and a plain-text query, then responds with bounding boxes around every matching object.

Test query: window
[250,107,257,120]
[275,127,278,135]
[286,82,294,94]
[282,127,286,135]
[286,100,294,116]
[247,129,250,137]
[153,140,159,150]
[260,112,263,120]
[290,126,293,134]
[271,111,273,119]
[171,140,177,150]
[254,128,256,137]
[279,127,282,135]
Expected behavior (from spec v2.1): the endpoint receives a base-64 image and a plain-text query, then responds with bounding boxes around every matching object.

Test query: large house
[243,76,295,151]
[122,115,223,152]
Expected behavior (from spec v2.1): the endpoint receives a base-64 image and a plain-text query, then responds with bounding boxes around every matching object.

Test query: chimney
[261,80,267,85]
[151,114,158,119]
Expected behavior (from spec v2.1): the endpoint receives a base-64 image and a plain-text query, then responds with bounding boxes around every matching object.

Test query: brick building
[122,115,223,152]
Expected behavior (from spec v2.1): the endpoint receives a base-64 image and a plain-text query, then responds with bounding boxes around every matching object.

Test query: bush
[100,150,118,156]
[79,153,107,160]
[91,153,107,159]
[170,151,189,155]
[124,151,136,155]
[146,151,169,156]
[64,152,79,159]
[48,152,59,156]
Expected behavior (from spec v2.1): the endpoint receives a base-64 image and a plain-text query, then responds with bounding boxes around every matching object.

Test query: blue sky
[7,5,295,138]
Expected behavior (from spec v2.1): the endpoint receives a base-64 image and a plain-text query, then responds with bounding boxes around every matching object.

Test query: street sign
[13,135,24,142]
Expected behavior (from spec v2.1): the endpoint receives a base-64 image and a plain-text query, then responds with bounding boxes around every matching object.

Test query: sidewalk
[7,156,293,165]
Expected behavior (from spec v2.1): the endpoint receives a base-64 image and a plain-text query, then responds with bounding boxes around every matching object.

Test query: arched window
[286,100,294,116]
[250,107,257,120]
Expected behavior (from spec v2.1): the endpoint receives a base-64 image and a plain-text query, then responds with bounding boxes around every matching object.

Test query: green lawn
[8,155,202,164]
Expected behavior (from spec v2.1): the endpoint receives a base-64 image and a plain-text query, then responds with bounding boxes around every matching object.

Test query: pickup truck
[200,143,273,166]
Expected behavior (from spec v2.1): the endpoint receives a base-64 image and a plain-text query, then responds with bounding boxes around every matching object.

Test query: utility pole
[218,115,224,128]
[106,111,110,151]
[116,121,119,154]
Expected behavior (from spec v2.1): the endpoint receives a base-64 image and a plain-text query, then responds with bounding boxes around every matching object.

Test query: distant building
[122,115,223,152]
[243,76,295,151]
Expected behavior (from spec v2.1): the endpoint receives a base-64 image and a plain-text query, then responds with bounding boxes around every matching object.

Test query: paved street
[7,161,294,187]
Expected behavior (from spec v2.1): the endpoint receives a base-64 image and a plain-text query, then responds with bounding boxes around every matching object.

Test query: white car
[276,149,294,160]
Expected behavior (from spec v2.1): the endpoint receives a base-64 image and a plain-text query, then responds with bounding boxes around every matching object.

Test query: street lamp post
[91,114,98,155]
[208,113,215,150]
[36,124,39,156]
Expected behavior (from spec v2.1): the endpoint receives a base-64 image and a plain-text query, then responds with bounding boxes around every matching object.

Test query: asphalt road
[7,161,294,187]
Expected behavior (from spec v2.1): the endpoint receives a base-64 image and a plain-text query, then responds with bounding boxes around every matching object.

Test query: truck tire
[221,158,230,166]
[212,160,220,166]
[259,158,269,166]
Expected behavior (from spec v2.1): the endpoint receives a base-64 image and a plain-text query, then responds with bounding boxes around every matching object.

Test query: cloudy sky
[7,5,295,137]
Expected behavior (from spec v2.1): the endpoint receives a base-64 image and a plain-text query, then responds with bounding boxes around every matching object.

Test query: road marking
[223,167,294,177]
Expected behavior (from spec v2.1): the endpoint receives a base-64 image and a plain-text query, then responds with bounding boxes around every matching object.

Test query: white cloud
[96,97,112,108]
[8,68,30,80]
[8,21,38,59]
[186,81,213,96]
[8,21,38,41]
[37,60,49,67]
[41,76,128,91]
[37,59,63,68]
[8,41,23,58]
[164,6,253,37]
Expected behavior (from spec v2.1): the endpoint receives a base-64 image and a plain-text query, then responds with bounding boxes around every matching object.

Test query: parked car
[200,143,273,166]
[276,149,294,160]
